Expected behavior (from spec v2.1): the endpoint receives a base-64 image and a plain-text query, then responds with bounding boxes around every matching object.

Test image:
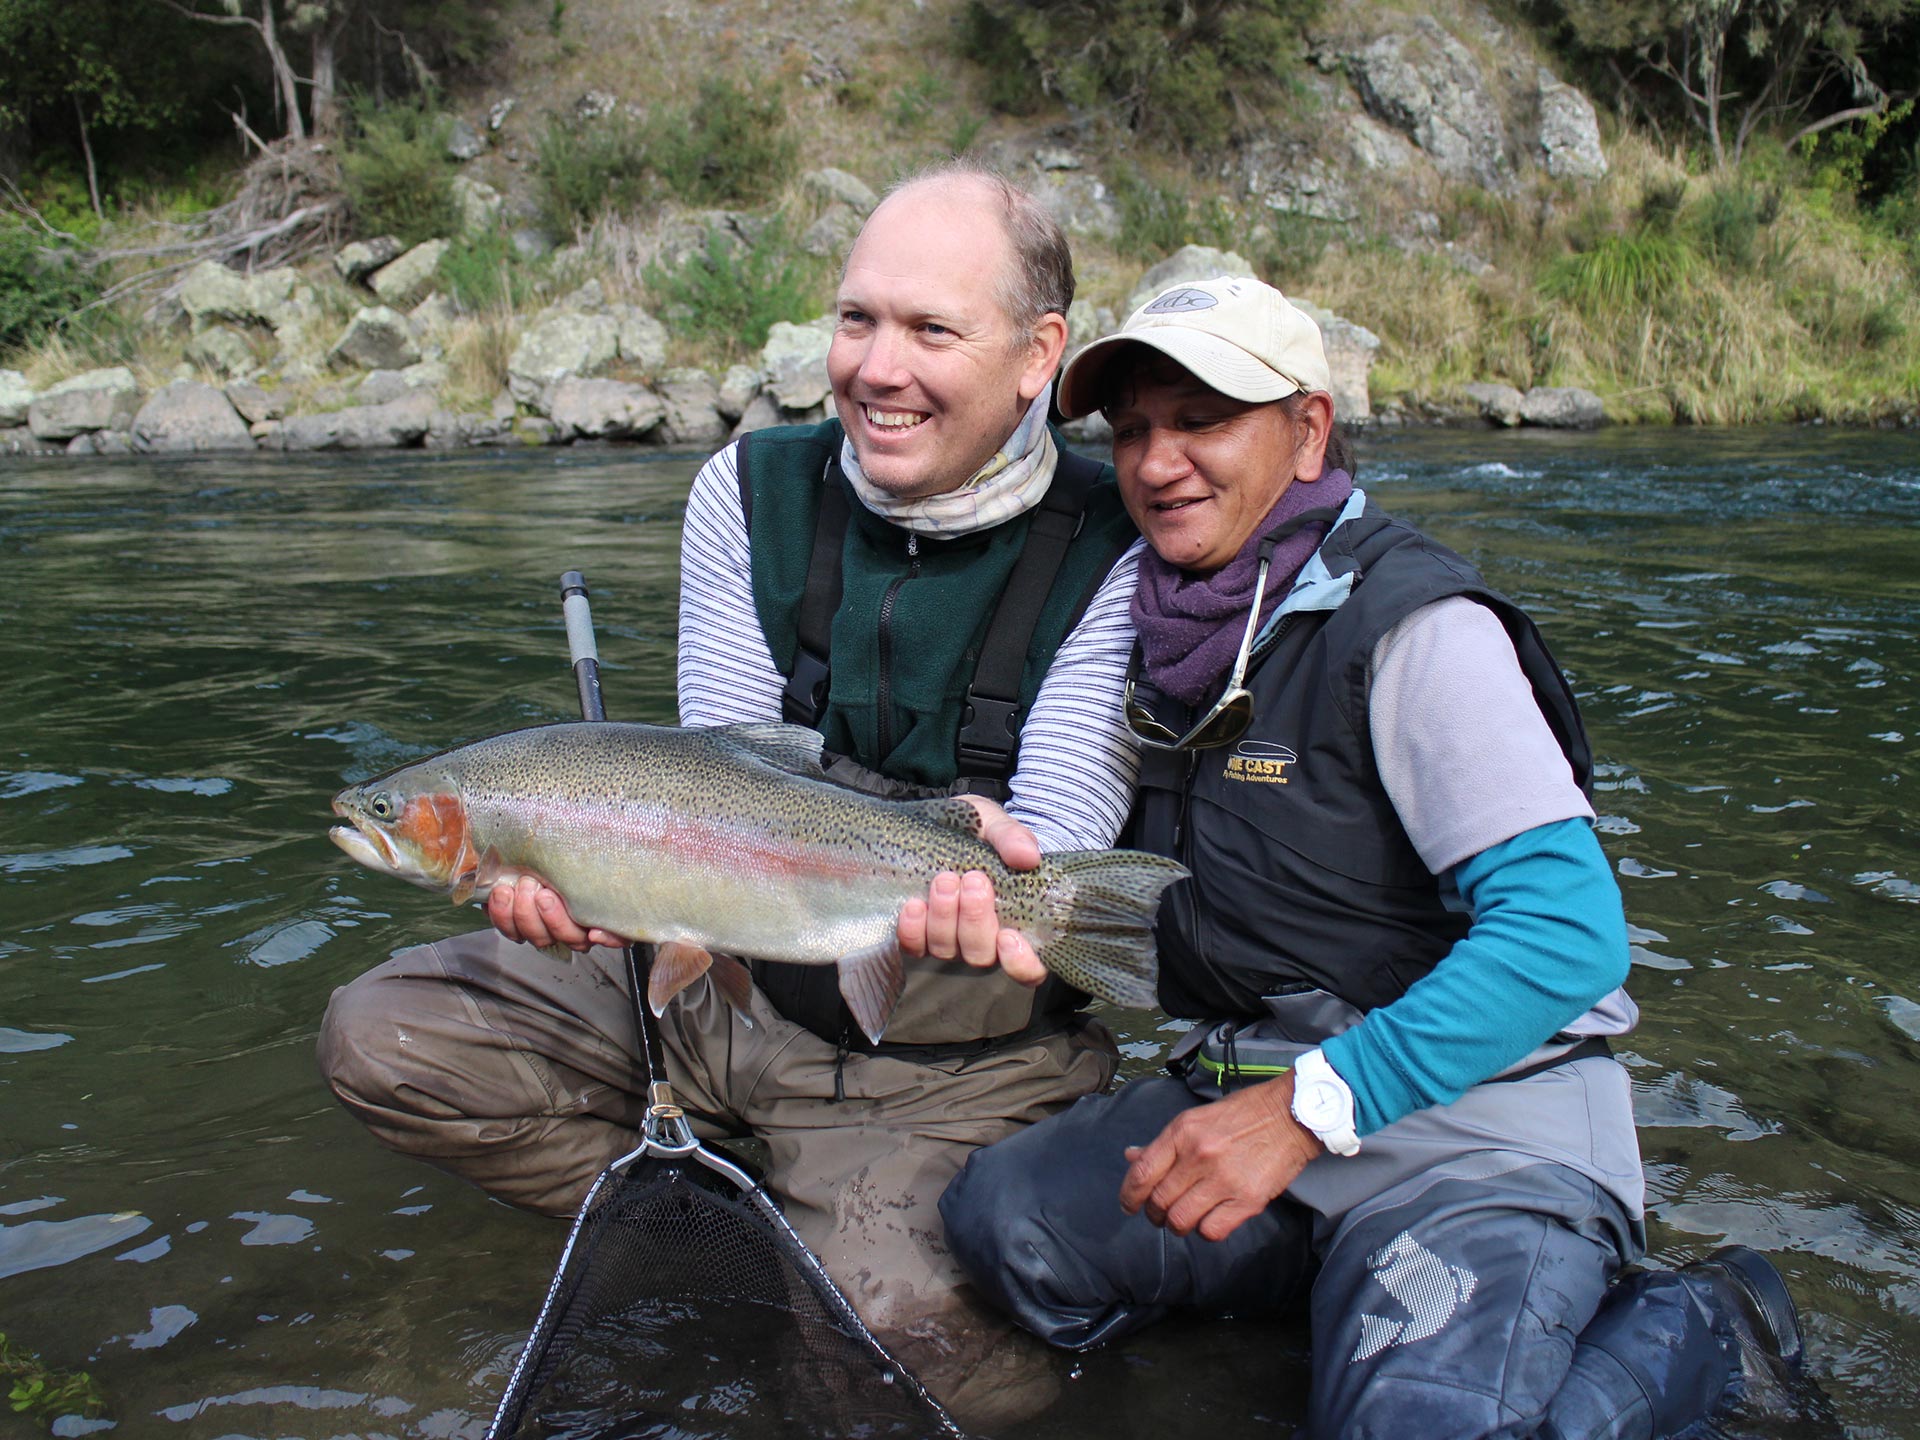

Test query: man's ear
[1018,311,1071,402]
[1292,391,1336,481]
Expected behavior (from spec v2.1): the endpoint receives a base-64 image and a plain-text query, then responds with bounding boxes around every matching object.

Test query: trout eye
[369,793,398,821]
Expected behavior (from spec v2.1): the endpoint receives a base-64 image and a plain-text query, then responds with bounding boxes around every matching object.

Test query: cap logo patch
[1143,288,1219,314]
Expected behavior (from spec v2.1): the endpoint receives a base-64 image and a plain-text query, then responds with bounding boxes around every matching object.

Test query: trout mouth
[330,795,404,874]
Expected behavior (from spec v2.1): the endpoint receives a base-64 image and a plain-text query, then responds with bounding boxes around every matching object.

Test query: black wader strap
[784,469,852,726]
[952,446,1108,801]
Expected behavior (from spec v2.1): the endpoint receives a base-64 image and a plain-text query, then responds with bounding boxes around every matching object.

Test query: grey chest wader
[740,444,1128,1068]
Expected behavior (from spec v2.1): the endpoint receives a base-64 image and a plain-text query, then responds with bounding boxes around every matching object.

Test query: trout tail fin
[1037,851,1189,1011]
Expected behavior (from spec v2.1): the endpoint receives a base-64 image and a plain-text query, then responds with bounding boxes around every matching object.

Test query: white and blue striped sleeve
[676,441,785,728]
[1003,540,1146,852]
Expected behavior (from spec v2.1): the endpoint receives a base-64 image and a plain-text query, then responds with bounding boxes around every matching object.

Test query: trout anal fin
[837,937,907,1045]
[709,953,756,1028]
[648,941,715,1017]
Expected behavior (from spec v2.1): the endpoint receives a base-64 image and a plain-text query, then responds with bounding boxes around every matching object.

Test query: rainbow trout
[328,721,1188,1043]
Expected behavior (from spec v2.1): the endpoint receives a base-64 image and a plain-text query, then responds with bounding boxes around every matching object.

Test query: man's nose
[856,325,911,390]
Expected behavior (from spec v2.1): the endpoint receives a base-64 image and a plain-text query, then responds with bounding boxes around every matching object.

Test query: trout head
[330,763,483,903]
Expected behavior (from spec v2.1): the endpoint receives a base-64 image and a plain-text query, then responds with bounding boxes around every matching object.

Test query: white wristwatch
[1291,1048,1361,1157]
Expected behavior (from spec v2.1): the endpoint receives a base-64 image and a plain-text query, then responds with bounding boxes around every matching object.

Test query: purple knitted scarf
[1131,470,1354,705]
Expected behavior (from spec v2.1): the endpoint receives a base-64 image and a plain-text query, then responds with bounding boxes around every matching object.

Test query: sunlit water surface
[1,428,1915,1439]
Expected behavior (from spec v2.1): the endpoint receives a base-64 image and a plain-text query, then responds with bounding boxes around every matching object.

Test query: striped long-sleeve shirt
[676,440,1144,852]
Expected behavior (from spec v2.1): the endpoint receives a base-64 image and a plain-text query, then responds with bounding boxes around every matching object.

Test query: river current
[1,426,1915,1438]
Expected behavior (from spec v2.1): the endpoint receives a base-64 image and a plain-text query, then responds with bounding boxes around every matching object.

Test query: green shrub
[1693,183,1779,269]
[534,109,652,234]
[1540,230,1694,314]
[649,78,796,208]
[0,226,95,354]
[1111,168,1240,262]
[961,0,1321,152]
[439,225,542,311]
[339,97,459,245]
[643,216,824,361]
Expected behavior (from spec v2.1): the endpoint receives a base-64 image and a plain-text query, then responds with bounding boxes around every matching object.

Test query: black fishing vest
[1132,501,1593,1021]
[733,419,1139,1053]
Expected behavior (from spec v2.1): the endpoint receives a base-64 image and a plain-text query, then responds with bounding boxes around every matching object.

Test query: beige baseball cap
[1056,275,1331,419]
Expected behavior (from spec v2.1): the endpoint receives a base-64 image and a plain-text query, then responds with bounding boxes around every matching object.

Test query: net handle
[559,571,695,1152]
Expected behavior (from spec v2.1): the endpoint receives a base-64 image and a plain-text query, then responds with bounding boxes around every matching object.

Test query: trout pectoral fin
[837,937,906,1046]
[709,952,756,1028]
[648,941,715,1018]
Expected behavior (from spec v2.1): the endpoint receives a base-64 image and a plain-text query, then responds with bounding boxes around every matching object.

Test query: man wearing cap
[930,276,1807,1437]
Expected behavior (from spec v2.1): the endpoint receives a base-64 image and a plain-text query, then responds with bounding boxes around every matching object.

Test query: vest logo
[1351,1231,1478,1362]
[1223,740,1297,784]
[1142,287,1219,314]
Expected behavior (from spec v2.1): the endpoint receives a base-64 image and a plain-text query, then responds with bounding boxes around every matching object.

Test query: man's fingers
[1197,1200,1262,1243]
[996,927,1046,986]
[534,887,593,951]
[897,896,930,957]
[1119,1138,1176,1214]
[486,882,522,943]
[955,871,1002,968]
[955,795,1041,871]
[922,871,962,959]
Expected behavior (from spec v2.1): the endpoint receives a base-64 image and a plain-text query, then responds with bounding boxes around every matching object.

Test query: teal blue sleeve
[1319,816,1629,1135]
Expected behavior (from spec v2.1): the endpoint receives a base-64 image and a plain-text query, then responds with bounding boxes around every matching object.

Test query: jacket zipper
[876,532,919,758]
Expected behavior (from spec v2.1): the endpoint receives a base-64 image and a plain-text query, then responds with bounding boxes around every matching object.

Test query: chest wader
[488,575,964,1440]
[736,427,1134,1070]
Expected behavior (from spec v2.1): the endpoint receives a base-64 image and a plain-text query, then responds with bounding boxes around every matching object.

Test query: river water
[1,428,1915,1439]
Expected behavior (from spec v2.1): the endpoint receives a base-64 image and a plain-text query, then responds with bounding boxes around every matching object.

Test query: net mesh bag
[488,1146,965,1440]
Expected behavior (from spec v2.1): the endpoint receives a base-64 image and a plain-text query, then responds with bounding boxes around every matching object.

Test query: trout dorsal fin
[710,723,828,778]
[907,797,988,837]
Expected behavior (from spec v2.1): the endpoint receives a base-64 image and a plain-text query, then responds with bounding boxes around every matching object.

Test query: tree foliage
[960,0,1324,153]
[1533,0,1920,169]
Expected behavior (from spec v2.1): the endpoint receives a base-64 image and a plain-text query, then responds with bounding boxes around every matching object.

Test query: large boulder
[130,381,255,453]
[330,306,422,371]
[334,237,405,284]
[800,206,863,259]
[1536,69,1608,181]
[611,304,670,376]
[370,240,450,309]
[0,369,32,427]
[715,363,764,423]
[508,309,621,404]
[759,317,835,412]
[1032,170,1119,241]
[802,167,878,215]
[270,389,437,451]
[1348,20,1510,189]
[185,325,258,380]
[174,261,305,330]
[1464,381,1525,427]
[28,368,142,441]
[451,176,504,238]
[1520,385,1605,428]
[1293,300,1381,423]
[225,380,284,424]
[546,378,667,442]
[657,368,728,447]
[1241,141,1360,222]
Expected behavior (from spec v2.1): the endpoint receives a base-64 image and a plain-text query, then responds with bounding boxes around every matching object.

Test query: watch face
[1297,1079,1341,1128]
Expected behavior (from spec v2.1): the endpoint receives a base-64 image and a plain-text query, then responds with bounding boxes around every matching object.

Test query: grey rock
[331,307,422,371]
[410,293,458,341]
[225,380,284,424]
[146,290,189,333]
[28,367,143,441]
[802,167,878,216]
[1067,300,1120,351]
[1033,171,1119,241]
[575,89,617,121]
[176,260,305,329]
[0,369,33,427]
[1125,246,1256,317]
[1293,300,1381,423]
[1060,411,1112,445]
[729,392,784,440]
[185,325,258,380]
[1349,20,1510,189]
[271,390,438,451]
[514,415,560,446]
[508,309,621,404]
[759,317,835,412]
[448,115,487,161]
[654,210,763,268]
[547,377,666,442]
[488,97,516,131]
[1032,147,1082,171]
[1344,113,1419,172]
[1464,381,1525,427]
[491,390,518,423]
[370,240,450,310]
[426,410,513,449]
[335,237,405,283]
[657,367,727,447]
[511,228,555,261]
[1520,385,1605,429]
[130,381,255,453]
[612,305,670,375]
[800,206,863,259]
[68,429,134,456]
[1536,69,1607,181]
[1,426,63,455]
[356,369,416,406]
[562,279,609,313]
[451,175,504,238]
[1249,150,1358,223]
[716,364,763,423]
